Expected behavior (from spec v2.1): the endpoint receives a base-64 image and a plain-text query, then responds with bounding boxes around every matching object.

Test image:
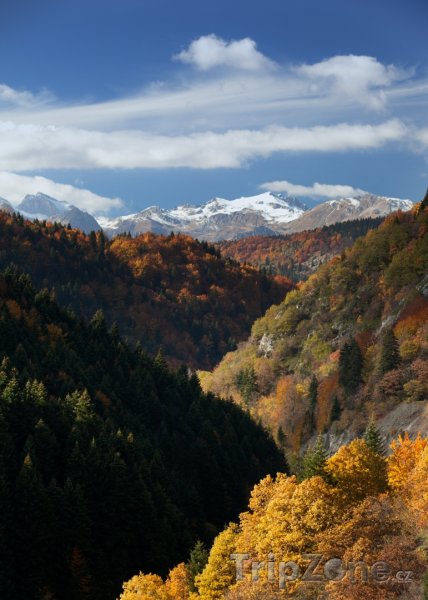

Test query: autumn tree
[326,439,388,503]
[195,524,239,600]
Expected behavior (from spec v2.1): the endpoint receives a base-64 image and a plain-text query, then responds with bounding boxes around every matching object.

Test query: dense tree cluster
[218,218,384,281]
[121,433,428,599]
[0,268,286,599]
[0,213,290,368]
[203,201,428,449]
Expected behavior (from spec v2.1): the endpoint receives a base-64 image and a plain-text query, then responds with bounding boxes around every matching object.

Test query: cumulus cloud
[0,83,54,108]
[260,179,367,198]
[0,119,408,171]
[297,55,411,109]
[174,34,275,71]
[0,171,123,214]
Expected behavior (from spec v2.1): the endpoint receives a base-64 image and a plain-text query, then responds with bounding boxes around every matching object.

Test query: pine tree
[277,425,287,450]
[419,188,428,213]
[302,435,328,480]
[235,366,257,404]
[187,540,209,591]
[308,375,318,429]
[330,396,341,422]
[364,419,385,456]
[379,328,400,375]
[339,338,363,394]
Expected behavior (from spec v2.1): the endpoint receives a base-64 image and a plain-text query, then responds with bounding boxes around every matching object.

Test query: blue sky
[0,0,427,215]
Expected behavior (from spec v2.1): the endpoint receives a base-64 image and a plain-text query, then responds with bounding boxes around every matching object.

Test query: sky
[0,0,427,216]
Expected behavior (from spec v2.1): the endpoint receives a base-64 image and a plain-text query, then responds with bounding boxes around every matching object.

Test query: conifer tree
[308,375,318,429]
[419,188,428,213]
[339,338,363,394]
[364,419,385,456]
[302,435,328,480]
[330,396,341,422]
[379,328,400,375]
[187,540,209,591]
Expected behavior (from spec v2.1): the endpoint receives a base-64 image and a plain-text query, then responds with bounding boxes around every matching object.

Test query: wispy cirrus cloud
[260,179,367,198]
[0,83,54,108]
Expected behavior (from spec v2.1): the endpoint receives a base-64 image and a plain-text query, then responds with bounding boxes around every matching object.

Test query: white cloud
[174,34,275,71]
[297,55,410,110]
[416,128,428,147]
[0,120,408,171]
[260,179,367,198]
[0,171,123,214]
[0,83,54,108]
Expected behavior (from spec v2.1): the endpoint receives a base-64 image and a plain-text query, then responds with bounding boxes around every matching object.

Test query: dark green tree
[379,328,400,375]
[302,435,328,481]
[364,419,385,456]
[339,338,363,394]
[330,396,341,422]
[187,540,209,591]
[235,366,258,405]
[308,375,318,430]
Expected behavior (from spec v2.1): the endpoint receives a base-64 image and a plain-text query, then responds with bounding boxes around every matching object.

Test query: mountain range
[0,193,101,233]
[0,191,414,240]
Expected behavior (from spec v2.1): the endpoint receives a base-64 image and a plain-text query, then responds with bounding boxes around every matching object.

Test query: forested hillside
[0,211,290,368]
[218,217,383,281]
[202,201,428,451]
[0,267,285,599]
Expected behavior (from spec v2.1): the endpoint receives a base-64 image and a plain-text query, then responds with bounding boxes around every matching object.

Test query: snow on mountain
[100,192,306,241]
[285,194,414,234]
[168,192,305,224]
[14,192,101,233]
[17,193,72,220]
[0,189,414,241]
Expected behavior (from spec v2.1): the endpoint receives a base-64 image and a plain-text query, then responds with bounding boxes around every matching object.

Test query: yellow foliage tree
[165,563,191,600]
[387,432,428,491]
[195,524,239,600]
[118,573,169,600]
[326,439,388,504]
[399,443,428,527]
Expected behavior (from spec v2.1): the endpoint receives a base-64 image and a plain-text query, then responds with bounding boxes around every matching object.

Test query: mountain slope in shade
[16,192,101,233]
[99,192,306,241]
[0,211,290,368]
[285,194,413,233]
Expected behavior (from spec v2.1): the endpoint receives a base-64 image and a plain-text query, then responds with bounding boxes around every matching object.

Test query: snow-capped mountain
[284,194,414,234]
[0,190,414,241]
[100,192,306,241]
[16,193,101,233]
[100,192,413,241]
